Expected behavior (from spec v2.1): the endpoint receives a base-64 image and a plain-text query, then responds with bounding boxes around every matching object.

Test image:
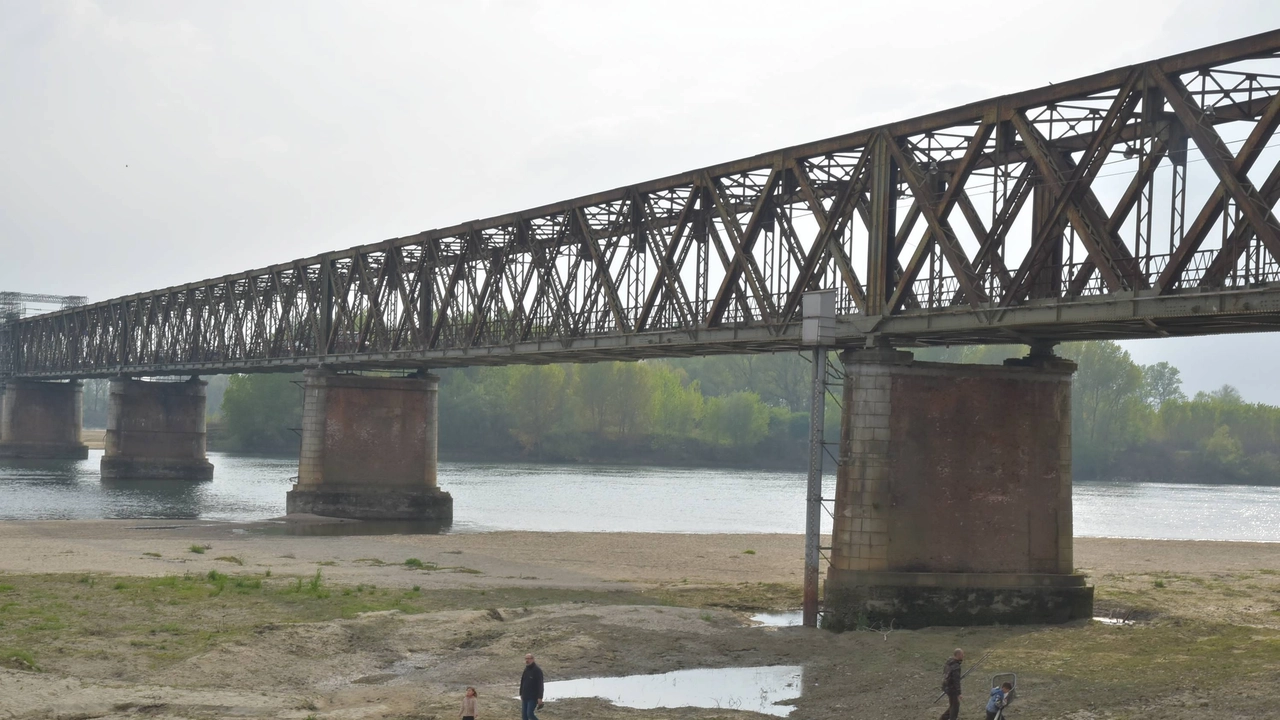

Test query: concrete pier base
[0,379,89,459]
[286,368,452,522]
[101,377,214,481]
[822,348,1092,630]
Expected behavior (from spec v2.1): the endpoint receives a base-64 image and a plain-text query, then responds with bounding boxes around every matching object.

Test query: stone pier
[823,348,1093,629]
[101,377,214,481]
[0,379,89,459]
[286,368,452,521]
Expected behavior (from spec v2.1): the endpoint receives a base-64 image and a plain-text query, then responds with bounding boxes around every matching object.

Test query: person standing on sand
[939,648,964,720]
[520,653,544,720]
[460,686,478,720]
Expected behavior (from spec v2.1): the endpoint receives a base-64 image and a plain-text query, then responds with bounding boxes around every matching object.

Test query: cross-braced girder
[6,31,1280,379]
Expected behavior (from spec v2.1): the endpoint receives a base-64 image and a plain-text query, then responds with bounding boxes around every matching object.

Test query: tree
[701,391,770,446]
[1062,341,1147,471]
[612,362,655,436]
[1142,361,1186,407]
[652,365,703,437]
[219,373,304,454]
[507,365,568,451]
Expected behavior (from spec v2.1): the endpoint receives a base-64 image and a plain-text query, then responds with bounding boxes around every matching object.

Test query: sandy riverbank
[1,521,1278,719]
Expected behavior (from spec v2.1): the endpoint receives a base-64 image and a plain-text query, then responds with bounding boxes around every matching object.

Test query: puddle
[750,610,803,627]
[540,665,803,717]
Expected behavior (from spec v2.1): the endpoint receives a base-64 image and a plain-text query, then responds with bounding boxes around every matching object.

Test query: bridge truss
[7,31,1280,379]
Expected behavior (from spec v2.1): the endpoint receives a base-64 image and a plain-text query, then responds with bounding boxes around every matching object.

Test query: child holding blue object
[986,681,1013,720]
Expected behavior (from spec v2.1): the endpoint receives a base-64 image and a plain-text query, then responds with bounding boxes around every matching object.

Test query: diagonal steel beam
[1154,74,1280,292]
[705,167,782,326]
[575,207,634,334]
[787,156,870,319]
[884,122,994,312]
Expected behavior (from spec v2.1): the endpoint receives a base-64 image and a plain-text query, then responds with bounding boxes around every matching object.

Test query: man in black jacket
[520,653,544,720]
[939,648,964,720]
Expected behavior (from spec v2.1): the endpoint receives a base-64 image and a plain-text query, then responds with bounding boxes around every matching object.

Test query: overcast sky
[2,1,1279,398]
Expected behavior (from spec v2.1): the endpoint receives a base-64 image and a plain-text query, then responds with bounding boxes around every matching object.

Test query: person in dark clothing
[939,648,964,720]
[520,653,544,720]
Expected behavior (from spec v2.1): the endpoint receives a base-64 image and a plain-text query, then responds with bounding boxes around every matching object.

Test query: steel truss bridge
[6,31,1280,379]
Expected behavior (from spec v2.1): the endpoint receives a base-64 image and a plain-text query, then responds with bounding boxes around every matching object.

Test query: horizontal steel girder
[6,30,1280,379]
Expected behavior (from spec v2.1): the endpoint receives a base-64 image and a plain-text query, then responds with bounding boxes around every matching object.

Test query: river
[1,449,1279,542]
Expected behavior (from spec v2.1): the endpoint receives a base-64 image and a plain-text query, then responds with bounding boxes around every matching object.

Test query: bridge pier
[101,377,214,481]
[0,379,89,459]
[286,367,452,522]
[822,348,1092,630]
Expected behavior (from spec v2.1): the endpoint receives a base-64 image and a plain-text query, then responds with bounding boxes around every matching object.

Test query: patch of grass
[188,545,208,555]
[354,558,387,566]
[404,558,425,569]
[142,553,161,558]
[646,582,800,612]
[1154,579,1166,589]
[742,549,756,555]
[112,582,129,591]
[0,647,39,672]
[214,556,244,566]
[316,560,337,567]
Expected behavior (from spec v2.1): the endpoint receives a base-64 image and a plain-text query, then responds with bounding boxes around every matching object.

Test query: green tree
[612,362,656,436]
[1062,341,1148,473]
[508,364,568,451]
[219,373,304,454]
[1141,361,1186,407]
[652,365,703,437]
[701,391,770,446]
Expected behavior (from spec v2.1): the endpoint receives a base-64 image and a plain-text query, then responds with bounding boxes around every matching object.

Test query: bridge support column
[101,377,214,481]
[286,368,452,521]
[0,379,89,459]
[822,348,1092,630]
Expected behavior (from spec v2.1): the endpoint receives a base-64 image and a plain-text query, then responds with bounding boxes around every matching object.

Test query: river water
[1,450,1279,541]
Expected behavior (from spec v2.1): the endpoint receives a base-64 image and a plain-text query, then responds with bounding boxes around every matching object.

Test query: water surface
[2,450,1280,541]
[541,665,803,717]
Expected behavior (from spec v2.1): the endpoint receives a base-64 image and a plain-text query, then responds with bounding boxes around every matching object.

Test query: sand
[1,520,1278,720]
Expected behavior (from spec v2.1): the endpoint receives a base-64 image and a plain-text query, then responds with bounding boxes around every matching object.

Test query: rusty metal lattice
[6,31,1280,379]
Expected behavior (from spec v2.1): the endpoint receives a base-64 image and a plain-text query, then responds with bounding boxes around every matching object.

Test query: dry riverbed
[1,520,1278,719]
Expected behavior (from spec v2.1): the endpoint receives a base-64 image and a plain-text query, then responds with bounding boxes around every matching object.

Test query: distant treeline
[170,341,1280,485]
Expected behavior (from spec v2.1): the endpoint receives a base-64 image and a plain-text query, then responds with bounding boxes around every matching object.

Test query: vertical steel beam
[803,345,826,628]
[865,136,897,315]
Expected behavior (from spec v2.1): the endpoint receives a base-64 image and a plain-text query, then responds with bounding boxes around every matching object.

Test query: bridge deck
[5,30,1280,378]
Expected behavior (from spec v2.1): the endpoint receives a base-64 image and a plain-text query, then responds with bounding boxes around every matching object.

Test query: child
[986,681,1013,720]
[460,686,478,720]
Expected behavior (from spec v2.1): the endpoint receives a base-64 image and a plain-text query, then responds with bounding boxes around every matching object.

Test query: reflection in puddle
[1094,616,1132,625]
[542,665,802,717]
[750,610,803,627]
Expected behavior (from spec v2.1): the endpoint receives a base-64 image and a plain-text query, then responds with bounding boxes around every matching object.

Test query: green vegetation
[0,647,40,672]
[217,372,304,453]
[0,572,771,671]
[210,343,1280,482]
[188,545,207,555]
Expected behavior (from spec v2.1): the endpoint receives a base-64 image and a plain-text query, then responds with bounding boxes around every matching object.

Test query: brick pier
[823,347,1092,629]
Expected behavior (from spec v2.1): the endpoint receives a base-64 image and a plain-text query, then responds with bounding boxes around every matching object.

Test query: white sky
[2,1,1280,399]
